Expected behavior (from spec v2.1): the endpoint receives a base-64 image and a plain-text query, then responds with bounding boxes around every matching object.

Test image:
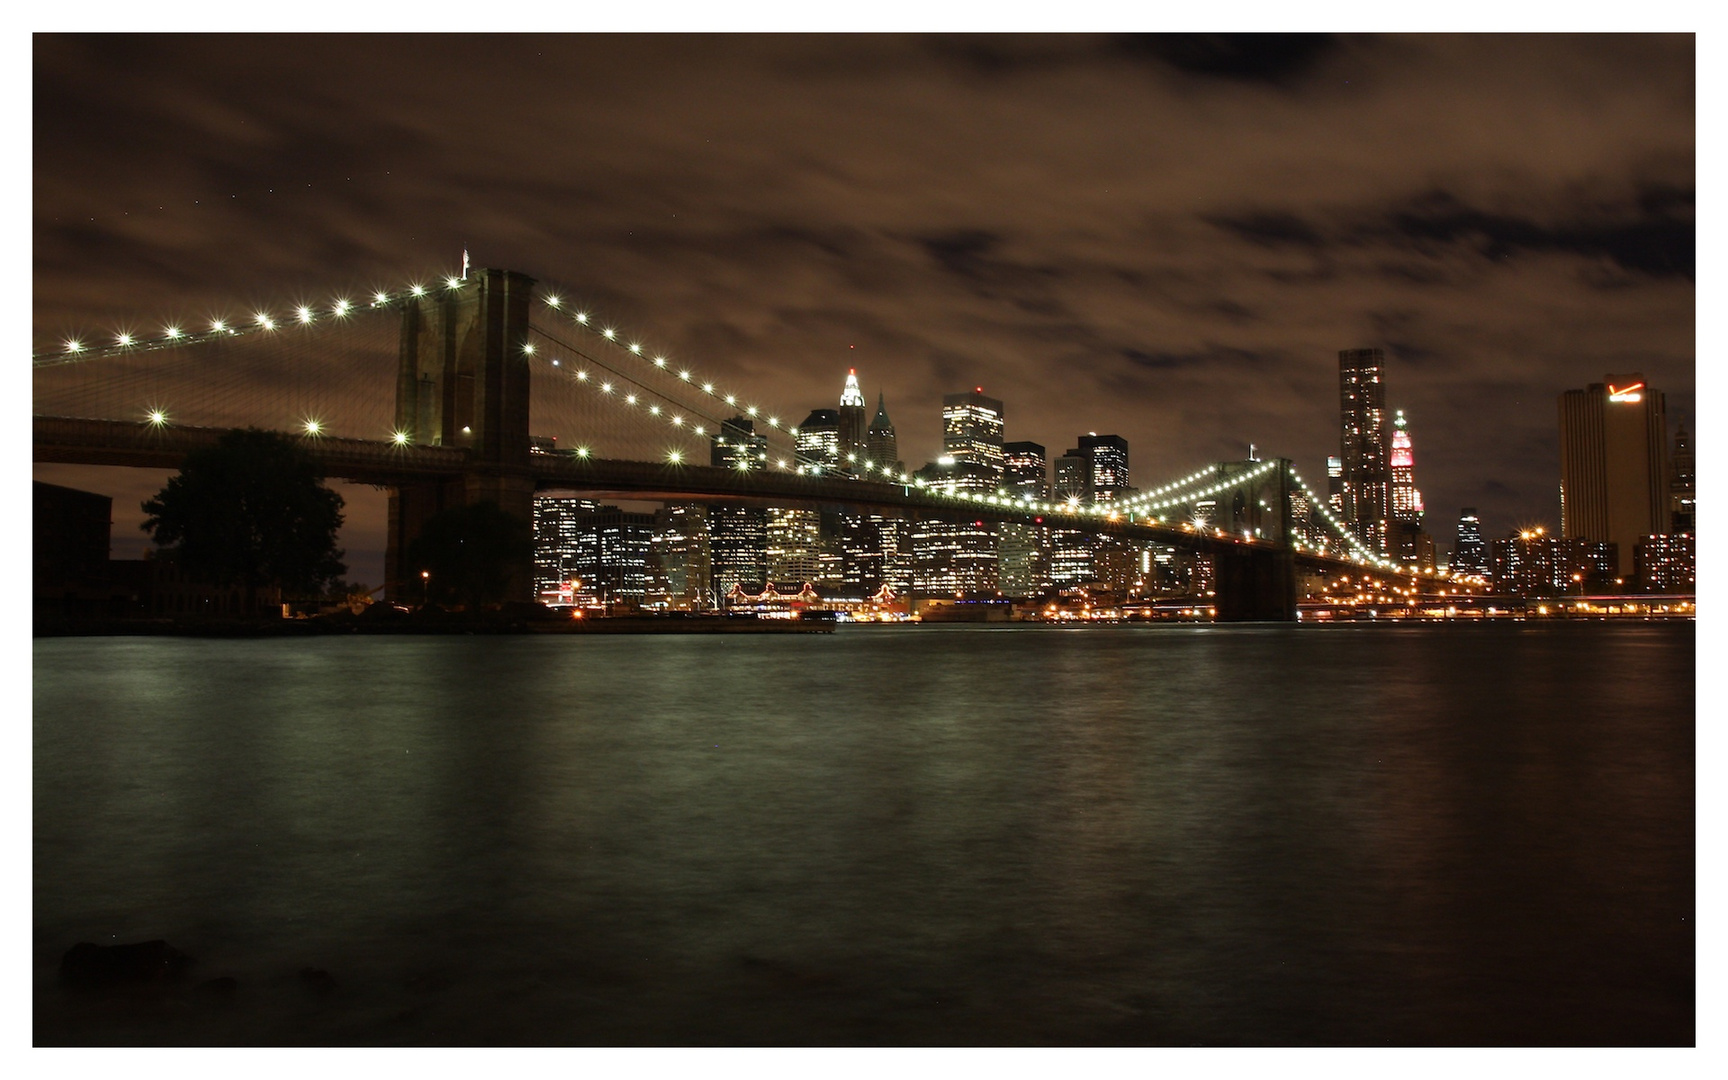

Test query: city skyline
[32,34,1695,584]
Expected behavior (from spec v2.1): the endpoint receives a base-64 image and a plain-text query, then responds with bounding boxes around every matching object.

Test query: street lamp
[421,570,430,609]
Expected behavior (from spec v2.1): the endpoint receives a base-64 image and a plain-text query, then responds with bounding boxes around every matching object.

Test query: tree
[404,500,534,609]
[142,428,346,615]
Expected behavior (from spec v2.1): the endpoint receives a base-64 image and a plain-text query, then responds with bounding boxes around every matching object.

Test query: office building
[797,409,841,470]
[1490,529,1617,596]
[838,369,868,466]
[1670,424,1695,533]
[1634,533,1694,594]
[766,507,824,585]
[998,441,1050,597]
[867,392,901,474]
[650,504,711,611]
[1558,373,1669,576]
[1450,508,1488,577]
[1339,348,1391,554]
[942,388,1005,482]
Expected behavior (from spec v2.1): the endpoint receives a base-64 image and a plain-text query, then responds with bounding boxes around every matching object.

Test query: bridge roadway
[34,415,1367,571]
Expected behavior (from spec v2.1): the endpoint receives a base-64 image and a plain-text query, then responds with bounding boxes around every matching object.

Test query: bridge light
[545,295,561,308]
[210,319,228,332]
[576,312,588,323]
[576,370,589,381]
[296,306,314,323]
[303,419,323,436]
[576,446,590,458]
[679,370,691,381]
[746,406,757,417]
[649,405,661,415]
[445,277,462,290]
[703,382,714,393]
[522,343,536,356]
[625,393,637,405]
[255,313,276,330]
[632,344,644,355]
[600,382,613,393]
[373,292,390,306]
[146,409,168,427]
[768,416,779,427]
[725,395,736,405]
[778,459,788,469]
[116,332,133,346]
[736,460,751,472]
[602,328,615,340]
[667,449,683,464]
[164,326,182,340]
[551,359,559,367]
[64,339,83,353]
[392,430,411,446]
[410,284,426,297]
[693,425,705,435]
[671,415,683,426]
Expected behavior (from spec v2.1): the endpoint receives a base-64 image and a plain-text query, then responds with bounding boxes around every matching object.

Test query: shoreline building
[999,441,1050,598]
[709,417,769,601]
[1450,508,1488,578]
[914,389,1005,595]
[1339,348,1391,555]
[1558,373,1670,578]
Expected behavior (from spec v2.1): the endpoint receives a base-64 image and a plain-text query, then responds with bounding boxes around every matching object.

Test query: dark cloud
[1113,34,1339,85]
[30,33,1695,581]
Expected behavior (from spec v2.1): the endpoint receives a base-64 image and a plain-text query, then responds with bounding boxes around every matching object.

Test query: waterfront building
[1670,424,1695,533]
[650,504,711,611]
[766,507,824,586]
[999,441,1051,597]
[1634,533,1695,594]
[1558,373,1670,577]
[708,416,769,602]
[1450,508,1489,578]
[911,390,1006,596]
[1339,348,1391,554]
[532,495,602,596]
[532,499,655,611]
[1490,528,1617,596]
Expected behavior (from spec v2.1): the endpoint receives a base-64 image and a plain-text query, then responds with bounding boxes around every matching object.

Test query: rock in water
[60,940,192,987]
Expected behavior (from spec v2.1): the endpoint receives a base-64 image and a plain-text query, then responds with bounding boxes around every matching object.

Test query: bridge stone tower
[386,267,538,603]
[1212,457,1299,621]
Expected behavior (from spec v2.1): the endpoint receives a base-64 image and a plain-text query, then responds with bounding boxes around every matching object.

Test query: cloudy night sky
[32,32,1695,586]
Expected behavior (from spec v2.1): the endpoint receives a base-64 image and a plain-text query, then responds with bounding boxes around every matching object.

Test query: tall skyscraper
[1389,411,1424,525]
[796,409,841,469]
[1339,348,1391,554]
[838,369,868,466]
[999,441,1049,598]
[1450,508,1487,577]
[709,416,768,601]
[1670,423,1695,533]
[867,392,901,474]
[942,388,1005,484]
[650,504,711,611]
[1558,373,1670,577]
[1056,433,1131,503]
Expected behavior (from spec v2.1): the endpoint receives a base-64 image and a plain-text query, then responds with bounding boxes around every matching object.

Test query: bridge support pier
[1212,545,1298,622]
[385,267,538,605]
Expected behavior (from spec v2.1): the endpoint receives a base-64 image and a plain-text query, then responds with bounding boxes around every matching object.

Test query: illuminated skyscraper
[1389,411,1424,525]
[1558,373,1669,577]
[709,417,768,599]
[1450,508,1487,577]
[942,388,1005,483]
[1339,348,1391,554]
[838,369,868,466]
[1670,423,1694,532]
[797,409,841,469]
[999,442,1049,597]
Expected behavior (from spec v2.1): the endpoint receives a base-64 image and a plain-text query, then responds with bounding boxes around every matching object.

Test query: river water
[33,623,1694,1046]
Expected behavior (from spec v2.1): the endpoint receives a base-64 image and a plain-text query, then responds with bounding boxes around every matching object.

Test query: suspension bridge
[34,265,1421,620]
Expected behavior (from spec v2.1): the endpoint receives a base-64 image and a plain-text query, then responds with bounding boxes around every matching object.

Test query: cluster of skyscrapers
[532,350,1696,613]
[1323,347,1693,596]
[532,371,1210,611]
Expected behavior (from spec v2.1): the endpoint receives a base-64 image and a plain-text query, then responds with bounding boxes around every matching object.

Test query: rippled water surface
[34,623,1694,1045]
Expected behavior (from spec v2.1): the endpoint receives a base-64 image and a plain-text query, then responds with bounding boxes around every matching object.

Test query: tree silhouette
[404,500,534,609]
[142,428,346,615]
